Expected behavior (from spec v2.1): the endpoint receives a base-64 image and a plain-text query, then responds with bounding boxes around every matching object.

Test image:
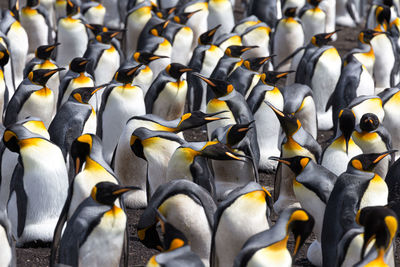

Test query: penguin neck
[39,59,56,69]
[84,154,113,175]
[369,248,387,267]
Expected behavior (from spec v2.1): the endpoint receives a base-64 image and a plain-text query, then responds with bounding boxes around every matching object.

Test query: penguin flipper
[275,46,305,70]
[9,162,26,238]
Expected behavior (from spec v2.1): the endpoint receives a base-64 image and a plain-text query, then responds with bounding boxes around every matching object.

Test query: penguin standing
[97,65,145,164]
[3,121,69,246]
[138,180,216,267]
[321,151,394,267]
[335,0,360,26]
[299,0,327,42]
[247,0,281,27]
[272,7,304,71]
[0,44,10,122]
[145,63,192,120]
[55,0,66,21]
[81,0,106,25]
[208,0,235,38]
[233,208,315,267]
[241,22,272,60]
[56,0,89,69]
[52,182,136,267]
[101,0,120,28]
[20,0,52,54]
[320,109,363,176]
[4,68,63,127]
[212,182,273,267]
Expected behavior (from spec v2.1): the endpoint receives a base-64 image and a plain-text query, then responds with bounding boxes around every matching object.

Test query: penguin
[268,103,322,213]
[272,7,304,71]
[281,83,317,139]
[56,0,89,69]
[187,24,224,112]
[215,33,243,54]
[379,87,400,159]
[23,43,61,111]
[233,208,315,267]
[366,0,397,30]
[145,63,192,121]
[81,0,105,25]
[19,0,52,54]
[320,109,363,175]
[246,72,286,173]
[0,211,15,267]
[137,179,216,267]
[233,16,261,35]
[292,31,341,130]
[0,44,10,122]
[227,56,273,98]
[299,0,327,43]
[40,0,56,29]
[211,182,273,267]
[336,0,360,26]
[353,113,393,178]
[354,206,398,267]
[113,111,224,208]
[55,0,66,21]
[101,0,121,28]
[241,22,272,60]
[247,0,281,28]
[269,156,337,266]
[385,156,400,220]
[130,127,186,197]
[124,1,153,58]
[321,151,394,267]
[3,68,63,127]
[97,65,145,164]
[0,10,29,94]
[208,0,235,38]
[48,85,105,166]
[3,120,69,246]
[52,182,137,267]
[166,139,244,197]
[58,57,94,108]
[347,95,385,126]
[146,211,205,267]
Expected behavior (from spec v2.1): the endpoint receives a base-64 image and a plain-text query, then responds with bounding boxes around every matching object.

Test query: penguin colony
[0,0,399,266]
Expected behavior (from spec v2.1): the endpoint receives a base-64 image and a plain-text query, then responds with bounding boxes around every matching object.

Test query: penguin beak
[178,68,193,73]
[75,157,84,175]
[260,55,275,64]
[208,24,221,37]
[45,43,60,52]
[241,46,258,52]
[112,186,141,196]
[265,101,285,118]
[90,84,108,95]
[193,73,216,87]
[325,30,340,39]
[269,156,291,166]
[204,110,230,121]
[43,68,65,77]
[149,55,169,61]
[225,151,241,160]
[373,150,397,163]
[372,30,385,36]
[78,60,89,66]
[127,64,143,76]
[276,70,295,78]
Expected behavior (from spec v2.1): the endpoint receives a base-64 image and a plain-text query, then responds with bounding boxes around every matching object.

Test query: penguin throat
[366,248,387,267]
[268,235,289,251]
[167,238,185,251]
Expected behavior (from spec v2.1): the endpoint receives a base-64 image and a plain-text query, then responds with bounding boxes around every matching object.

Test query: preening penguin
[233,208,315,267]
[212,182,273,267]
[97,65,145,164]
[52,182,138,267]
[321,151,394,267]
[3,68,63,127]
[4,120,69,246]
[145,63,192,120]
[138,180,216,267]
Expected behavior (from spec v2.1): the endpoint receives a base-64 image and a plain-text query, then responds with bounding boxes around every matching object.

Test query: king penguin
[241,22,272,60]
[347,95,385,126]
[51,182,137,267]
[81,0,106,25]
[233,208,315,267]
[137,179,216,267]
[212,182,273,267]
[247,0,281,28]
[208,0,235,38]
[145,63,192,120]
[3,68,63,127]
[3,120,69,246]
[0,211,15,267]
[97,65,145,164]
[0,44,11,123]
[299,0,327,42]
[321,151,394,267]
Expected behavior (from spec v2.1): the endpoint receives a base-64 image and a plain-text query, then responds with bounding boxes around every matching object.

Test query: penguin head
[165,63,192,80]
[356,206,398,258]
[28,68,65,86]
[359,30,385,44]
[66,0,80,17]
[198,24,221,45]
[311,31,338,47]
[281,208,315,256]
[0,43,10,68]
[149,20,170,37]
[114,64,143,84]
[359,113,379,132]
[349,151,396,172]
[261,70,294,86]
[284,7,297,17]
[95,30,122,44]
[85,23,109,36]
[3,119,48,151]
[154,6,176,20]
[70,134,105,174]
[90,182,140,206]
[225,121,254,146]
[308,0,322,7]
[173,9,201,24]
[376,5,391,30]
[27,0,39,7]
[155,210,189,251]
[199,141,244,161]
[266,102,301,137]
[3,128,20,152]
[69,57,90,73]
[130,133,146,160]
[193,74,234,98]
[133,52,169,65]
[35,43,60,60]
[176,111,228,131]
[224,45,258,57]
[69,84,107,104]
[338,109,356,154]
[243,56,274,72]
[269,156,311,175]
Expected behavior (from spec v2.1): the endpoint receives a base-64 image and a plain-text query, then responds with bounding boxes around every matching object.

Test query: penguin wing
[96,83,119,138]
[83,42,109,77]
[304,46,330,86]
[295,45,318,84]
[9,162,27,238]
[281,84,313,113]
[246,85,268,114]
[188,46,208,72]
[226,93,254,124]
[385,158,400,220]
[58,71,78,107]
[190,156,215,197]
[36,6,53,44]
[144,73,172,113]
